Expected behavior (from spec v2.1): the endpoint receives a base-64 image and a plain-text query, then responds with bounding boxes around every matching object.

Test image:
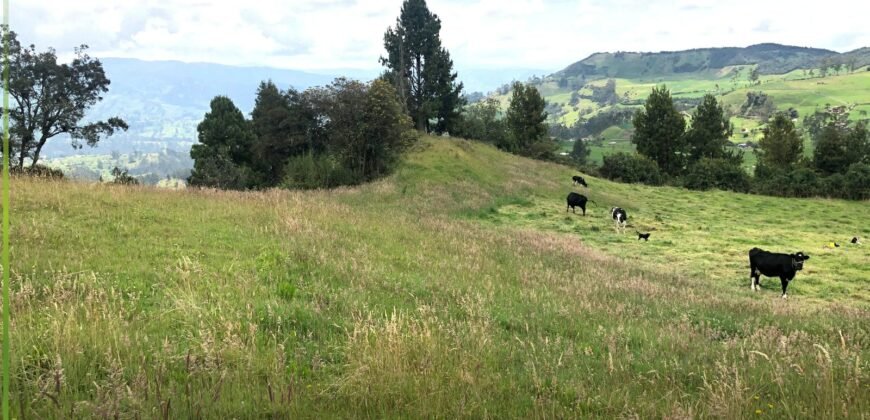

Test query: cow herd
[563,174,861,299]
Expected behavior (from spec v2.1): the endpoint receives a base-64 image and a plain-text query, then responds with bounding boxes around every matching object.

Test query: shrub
[110,167,139,185]
[684,158,750,192]
[600,152,664,185]
[11,164,64,179]
[843,163,870,200]
[752,166,820,198]
[282,153,355,190]
[820,173,846,198]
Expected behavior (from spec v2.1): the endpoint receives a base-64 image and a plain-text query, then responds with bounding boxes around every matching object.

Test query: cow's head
[791,252,810,270]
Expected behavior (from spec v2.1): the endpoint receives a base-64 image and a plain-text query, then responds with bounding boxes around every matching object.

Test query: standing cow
[610,207,628,233]
[566,192,591,215]
[748,248,810,299]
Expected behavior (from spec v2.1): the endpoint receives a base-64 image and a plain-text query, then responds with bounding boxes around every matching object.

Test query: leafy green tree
[381,0,464,133]
[506,82,555,159]
[570,139,590,165]
[685,94,737,163]
[358,79,416,177]
[631,85,687,175]
[749,67,759,84]
[814,122,869,175]
[454,98,506,145]
[1,26,127,169]
[110,167,139,185]
[756,113,803,172]
[188,96,257,189]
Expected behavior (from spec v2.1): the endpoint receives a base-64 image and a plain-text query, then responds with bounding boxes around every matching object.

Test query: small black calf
[572,176,587,187]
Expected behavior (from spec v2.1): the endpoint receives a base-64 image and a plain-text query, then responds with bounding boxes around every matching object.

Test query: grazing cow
[852,237,861,244]
[572,175,588,187]
[636,231,650,241]
[610,207,628,233]
[566,192,591,215]
[748,248,810,299]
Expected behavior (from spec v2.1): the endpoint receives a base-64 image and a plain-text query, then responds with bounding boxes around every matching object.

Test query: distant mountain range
[556,43,870,80]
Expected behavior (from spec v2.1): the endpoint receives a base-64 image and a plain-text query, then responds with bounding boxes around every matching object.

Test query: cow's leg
[750,267,756,291]
[582,207,586,216]
[780,276,789,299]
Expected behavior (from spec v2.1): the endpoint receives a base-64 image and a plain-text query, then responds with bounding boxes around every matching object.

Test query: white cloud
[8,0,870,73]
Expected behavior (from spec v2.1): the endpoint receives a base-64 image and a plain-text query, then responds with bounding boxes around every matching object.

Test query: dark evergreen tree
[756,113,803,172]
[381,0,464,133]
[250,80,314,186]
[631,85,687,175]
[506,82,554,159]
[685,94,738,163]
[188,96,257,189]
[814,122,869,175]
[570,139,590,165]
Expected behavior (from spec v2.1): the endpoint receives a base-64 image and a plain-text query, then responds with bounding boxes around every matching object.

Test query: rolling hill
[11,136,869,417]
[494,43,870,169]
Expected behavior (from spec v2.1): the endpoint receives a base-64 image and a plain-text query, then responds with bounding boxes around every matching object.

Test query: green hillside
[559,44,837,79]
[11,137,869,417]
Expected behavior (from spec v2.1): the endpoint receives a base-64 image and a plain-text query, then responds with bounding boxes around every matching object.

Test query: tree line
[594,86,869,199]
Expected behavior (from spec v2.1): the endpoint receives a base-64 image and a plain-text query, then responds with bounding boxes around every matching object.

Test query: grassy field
[9,136,870,418]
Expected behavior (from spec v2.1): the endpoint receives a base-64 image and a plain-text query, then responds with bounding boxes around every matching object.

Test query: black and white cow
[566,192,590,215]
[610,207,627,233]
[572,175,588,187]
[748,248,810,299]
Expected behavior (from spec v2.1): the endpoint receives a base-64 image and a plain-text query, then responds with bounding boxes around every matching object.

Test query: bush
[282,153,355,190]
[11,164,64,179]
[684,158,750,192]
[752,165,821,198]
[600,152,664,185]
[843,163,870,200]
[820,173,846,198]
[110,167,139,185]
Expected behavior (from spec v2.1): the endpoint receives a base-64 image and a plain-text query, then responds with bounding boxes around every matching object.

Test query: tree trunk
[29,136,48,168]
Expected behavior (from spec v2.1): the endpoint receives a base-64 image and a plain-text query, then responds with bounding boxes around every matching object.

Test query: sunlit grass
[8,137,869,417]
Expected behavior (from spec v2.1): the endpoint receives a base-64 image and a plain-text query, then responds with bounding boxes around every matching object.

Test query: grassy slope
[10,137,870,418]
[526,68,870,168]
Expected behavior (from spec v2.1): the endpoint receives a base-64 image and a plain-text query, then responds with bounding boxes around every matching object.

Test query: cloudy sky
[11,0,870,73]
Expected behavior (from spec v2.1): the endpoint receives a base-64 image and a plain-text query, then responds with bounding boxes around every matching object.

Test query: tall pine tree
[631,85,687,175]
[685,94,737,163]
[506,82,555,160]
[756,113,803,172]
[381,0,464,134]
[188,96,257,189]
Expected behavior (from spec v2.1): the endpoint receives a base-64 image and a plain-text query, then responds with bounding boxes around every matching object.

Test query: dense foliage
[599,152,664,185]
[189,79,415,190]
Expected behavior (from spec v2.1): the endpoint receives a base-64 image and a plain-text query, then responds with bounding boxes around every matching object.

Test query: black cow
[572,176,588,187]
[748,248,810,299]
[566,192,591,215]
[610,207,627,233]
[852,237,861,244]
